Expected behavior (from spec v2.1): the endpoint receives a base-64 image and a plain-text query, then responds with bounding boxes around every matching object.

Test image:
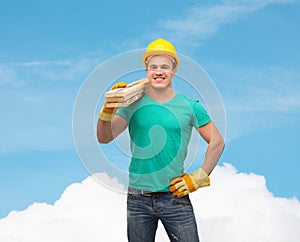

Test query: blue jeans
[127,188,200,242]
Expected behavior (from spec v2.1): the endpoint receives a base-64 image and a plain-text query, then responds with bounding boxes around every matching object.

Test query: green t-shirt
[116,93,211,192]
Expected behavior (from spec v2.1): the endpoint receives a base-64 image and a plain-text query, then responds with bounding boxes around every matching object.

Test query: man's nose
[154,68,163,74]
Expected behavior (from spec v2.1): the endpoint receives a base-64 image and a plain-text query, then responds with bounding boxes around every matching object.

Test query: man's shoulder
[176,93,198,106]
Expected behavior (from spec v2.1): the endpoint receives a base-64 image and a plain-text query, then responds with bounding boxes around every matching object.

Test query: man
[97,38,225,242]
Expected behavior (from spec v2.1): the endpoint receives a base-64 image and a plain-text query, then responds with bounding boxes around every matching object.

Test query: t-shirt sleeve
[192,100,211,128]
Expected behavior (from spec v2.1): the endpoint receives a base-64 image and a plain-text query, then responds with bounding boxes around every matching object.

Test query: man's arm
[97,81,128,144]
[97,114,128,144]
[197,121,225,175]
[169,121,224,197]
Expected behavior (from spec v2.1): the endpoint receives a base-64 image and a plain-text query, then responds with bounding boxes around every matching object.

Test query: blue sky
[0,0,300,219]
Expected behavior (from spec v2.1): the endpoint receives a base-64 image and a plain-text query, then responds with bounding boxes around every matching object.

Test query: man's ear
[145,68,151,77]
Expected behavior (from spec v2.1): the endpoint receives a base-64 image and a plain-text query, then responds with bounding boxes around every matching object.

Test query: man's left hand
[169,168,210,198]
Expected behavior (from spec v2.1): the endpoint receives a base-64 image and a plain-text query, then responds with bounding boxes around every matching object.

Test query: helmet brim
[142,50,179,68]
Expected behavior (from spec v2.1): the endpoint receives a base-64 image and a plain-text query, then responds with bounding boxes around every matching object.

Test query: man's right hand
[99,82,127,121]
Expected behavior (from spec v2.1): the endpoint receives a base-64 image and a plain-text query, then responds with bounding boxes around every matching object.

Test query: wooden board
[105,78,149,107]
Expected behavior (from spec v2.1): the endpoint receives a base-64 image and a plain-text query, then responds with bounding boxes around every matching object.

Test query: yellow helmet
[142,38,179,68]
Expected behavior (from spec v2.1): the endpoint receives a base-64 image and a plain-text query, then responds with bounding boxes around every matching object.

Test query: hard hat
[142,38,179,68]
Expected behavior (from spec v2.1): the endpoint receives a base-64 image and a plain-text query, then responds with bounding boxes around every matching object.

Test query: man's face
[146,55,176,90]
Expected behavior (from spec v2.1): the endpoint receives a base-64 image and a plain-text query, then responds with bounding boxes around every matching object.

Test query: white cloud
[161,0,294,44]
[206,63,300,141]
[6,57,100,84]
[192,163,300,242]
[163,5,246,41]
[0,64,24,88]
[0,164,299,242]
[222,65,300,113]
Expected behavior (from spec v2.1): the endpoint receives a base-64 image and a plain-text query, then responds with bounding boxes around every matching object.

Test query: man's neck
[147,87,176,103]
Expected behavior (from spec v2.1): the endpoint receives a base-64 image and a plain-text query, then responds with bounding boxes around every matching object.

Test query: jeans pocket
[172,200,191,207]
[127,193,136,201]
[172,195,192,207]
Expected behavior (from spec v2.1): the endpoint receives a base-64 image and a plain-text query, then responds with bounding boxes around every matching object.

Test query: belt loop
[141,190,152,197]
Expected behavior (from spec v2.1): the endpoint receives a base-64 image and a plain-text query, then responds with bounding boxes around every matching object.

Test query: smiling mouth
[154,77,165,81]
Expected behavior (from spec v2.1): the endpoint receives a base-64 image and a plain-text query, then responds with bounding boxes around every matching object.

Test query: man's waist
[128,187,170,196]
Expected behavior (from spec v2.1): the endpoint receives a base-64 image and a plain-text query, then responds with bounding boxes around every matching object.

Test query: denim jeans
[127,188,200,242]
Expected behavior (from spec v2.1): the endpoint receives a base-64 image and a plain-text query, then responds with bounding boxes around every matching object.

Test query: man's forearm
[97,119,114,143]
[97,114,128,144]
[201,135,225,175]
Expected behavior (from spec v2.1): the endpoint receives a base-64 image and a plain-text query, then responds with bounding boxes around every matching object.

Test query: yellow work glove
[98,82,127,121]
[169,168,210,198]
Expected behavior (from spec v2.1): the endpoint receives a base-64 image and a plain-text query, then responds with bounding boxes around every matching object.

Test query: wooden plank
[106,88,145,102]
[106,92,144,108]
[105,78,149,107]
[105,78,149,98]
